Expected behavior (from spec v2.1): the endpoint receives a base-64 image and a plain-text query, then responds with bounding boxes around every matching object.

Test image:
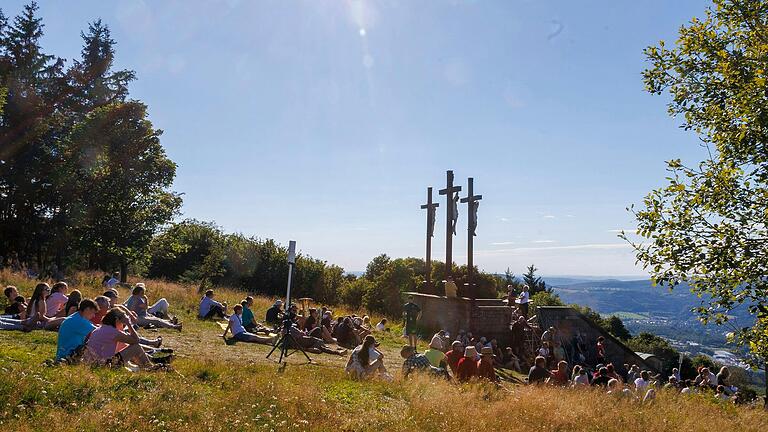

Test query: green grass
[0,271,767,431]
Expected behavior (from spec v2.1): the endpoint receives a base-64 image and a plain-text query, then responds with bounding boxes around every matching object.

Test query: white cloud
[499,217,510,223]
[608,229,638,234]
[532,240,556,244]
[491,241,515,246]
[542,215,556,219]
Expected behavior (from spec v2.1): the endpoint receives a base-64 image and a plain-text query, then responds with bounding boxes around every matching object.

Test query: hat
[400,345,415,358]
[464,346,478,358]
[429,335,443,350]
[480,346,493,355]
[274,300,283,306]
[135,282,146,289]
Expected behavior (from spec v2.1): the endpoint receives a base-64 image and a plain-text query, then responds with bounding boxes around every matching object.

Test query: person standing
[444,276,458,298]
[516,285,530,317]
[402,295,421,348]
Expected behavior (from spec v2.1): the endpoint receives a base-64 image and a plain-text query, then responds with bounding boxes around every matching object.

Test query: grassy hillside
[1,271,766,431]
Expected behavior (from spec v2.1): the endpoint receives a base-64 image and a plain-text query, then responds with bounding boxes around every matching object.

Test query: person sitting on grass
[476,346,498,383]
[502,347,521,372]
[126,285,182,330]
[265,299,283,327]
[572,366,590,387]
[527,355,551,385]
[241,297,258,332]
[303,307,319,332]
[550,360,569,386]
[59,289,82,317]
[634,370,651,392]
[199,289,228,320]
[345,335,390,380]
[444,341,464,376]
[55,299,98,361]
[46,281,69,318]
[92,296,111,325]
[24,283,66,331]
[83,307,153,368]
[401,345,448,379]
[592,367,612,387]
[131,283,171,319]
[456,346,479,383]
[3,286,26,316]
[334,317,359,349]
[606,363,623,384]
[103,289,119,307]
[221,304,275,345]
[424,337,447,368]
[375,318,388,332]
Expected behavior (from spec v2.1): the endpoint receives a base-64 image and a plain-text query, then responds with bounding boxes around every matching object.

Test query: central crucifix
[438,170,461,277]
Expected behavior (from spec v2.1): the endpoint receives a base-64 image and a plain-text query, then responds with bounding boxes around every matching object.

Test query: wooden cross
[460,177,482,298]
[420,187,439,292]
[439,170,461,277]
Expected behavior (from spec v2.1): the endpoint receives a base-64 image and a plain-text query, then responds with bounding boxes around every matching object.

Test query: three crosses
[422,170,482,297]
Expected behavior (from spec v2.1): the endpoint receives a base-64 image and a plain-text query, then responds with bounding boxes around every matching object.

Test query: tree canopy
[627,0,768,390]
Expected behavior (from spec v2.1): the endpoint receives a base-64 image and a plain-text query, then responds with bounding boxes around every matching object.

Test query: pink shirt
[86,325,128,359]
[46,292,68,317]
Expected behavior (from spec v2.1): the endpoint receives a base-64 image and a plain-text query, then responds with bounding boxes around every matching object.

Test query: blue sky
[8,0,712,276]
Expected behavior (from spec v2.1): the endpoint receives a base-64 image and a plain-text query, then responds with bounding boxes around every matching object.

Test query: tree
[627,0,768,402]
[66,102,181,280]
[364,254,391,281]
[626,332,682,375]
[522,264,550,295]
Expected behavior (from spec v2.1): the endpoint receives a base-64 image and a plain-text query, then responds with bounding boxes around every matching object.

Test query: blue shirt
[56,313,96,360]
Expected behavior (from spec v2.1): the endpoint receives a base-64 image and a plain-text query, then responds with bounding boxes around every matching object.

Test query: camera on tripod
[267,240,312,364]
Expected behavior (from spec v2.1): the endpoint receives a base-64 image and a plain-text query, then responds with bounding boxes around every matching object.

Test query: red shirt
[90,309,107,325]
[456,357,478,382]
[477,358,497,382]
[445,350,463,375]
[550,369,568,386]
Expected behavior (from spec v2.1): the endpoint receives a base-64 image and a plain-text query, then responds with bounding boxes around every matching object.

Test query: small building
[636,352,664,372]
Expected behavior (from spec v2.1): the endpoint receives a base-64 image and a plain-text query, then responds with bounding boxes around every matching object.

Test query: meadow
[0,270,766,432]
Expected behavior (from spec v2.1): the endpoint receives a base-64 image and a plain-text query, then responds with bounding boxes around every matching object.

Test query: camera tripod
[266,312,312,364]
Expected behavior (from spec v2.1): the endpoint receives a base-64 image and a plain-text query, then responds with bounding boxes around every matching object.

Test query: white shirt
[517,291,529,304]
[199,296,223,317]
[106,277,119,288]
[229,314,245,336]
[634,377,649,391]
[375,322,386,331]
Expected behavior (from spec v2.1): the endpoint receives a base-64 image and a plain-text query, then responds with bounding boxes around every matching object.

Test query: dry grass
[1,270,767,431]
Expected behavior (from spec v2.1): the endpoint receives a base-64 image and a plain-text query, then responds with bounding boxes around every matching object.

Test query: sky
[5,0,714,277]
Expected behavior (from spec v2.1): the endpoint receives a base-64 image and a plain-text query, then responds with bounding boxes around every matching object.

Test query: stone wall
[405,292,513,345]
[536,306,658,373]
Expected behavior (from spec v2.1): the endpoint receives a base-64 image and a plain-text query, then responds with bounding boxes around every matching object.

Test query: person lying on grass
[221,304,275,345]
[125,284,181,330]
[82,307,154,369]
[3,285,26,317]
[345,335,391,380]
[288,323,347,356]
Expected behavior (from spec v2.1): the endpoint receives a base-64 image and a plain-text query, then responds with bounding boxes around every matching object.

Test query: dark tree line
[0,3,180,280]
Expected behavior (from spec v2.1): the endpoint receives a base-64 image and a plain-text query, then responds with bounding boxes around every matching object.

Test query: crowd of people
[1,281,176,369]
[0,278,760,408]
